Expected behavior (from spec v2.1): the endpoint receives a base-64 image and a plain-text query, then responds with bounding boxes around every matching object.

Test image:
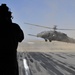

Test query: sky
[0,0,75,41]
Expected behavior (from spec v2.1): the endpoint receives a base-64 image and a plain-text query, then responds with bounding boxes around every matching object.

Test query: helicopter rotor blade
[24,22,52,29]
[56,28,75,30]
[24,22,75,30]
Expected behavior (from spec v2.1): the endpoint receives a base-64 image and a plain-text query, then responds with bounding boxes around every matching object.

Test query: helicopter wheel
[45,39,47,42]
[49,39,52,42]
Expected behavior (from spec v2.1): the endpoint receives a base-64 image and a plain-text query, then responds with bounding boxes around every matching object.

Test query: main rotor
[24,22,75,31]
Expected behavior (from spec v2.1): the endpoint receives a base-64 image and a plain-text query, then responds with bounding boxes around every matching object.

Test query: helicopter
[24,22,75,43]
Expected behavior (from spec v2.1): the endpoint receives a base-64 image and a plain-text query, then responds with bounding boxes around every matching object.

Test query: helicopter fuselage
[37,31,68,42]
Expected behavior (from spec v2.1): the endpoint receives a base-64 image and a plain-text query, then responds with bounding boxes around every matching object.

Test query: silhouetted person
[0,4,24,75]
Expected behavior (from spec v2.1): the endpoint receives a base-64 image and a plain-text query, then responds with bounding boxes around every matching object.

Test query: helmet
[0,4,12,19]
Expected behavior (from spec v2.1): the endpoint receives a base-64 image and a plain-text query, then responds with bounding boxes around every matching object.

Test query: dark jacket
[0,21,24,75]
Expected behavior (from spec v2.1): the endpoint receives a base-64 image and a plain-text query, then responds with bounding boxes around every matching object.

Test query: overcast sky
[0,0,75,41]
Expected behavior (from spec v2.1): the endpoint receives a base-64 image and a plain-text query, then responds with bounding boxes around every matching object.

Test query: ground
[17,41,75,75]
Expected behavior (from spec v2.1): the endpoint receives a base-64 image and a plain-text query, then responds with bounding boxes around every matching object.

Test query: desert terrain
[17,41,75,75]
[18,41,75,52]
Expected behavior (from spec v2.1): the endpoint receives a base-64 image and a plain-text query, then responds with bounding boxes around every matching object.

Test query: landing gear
[44,39,52,42]
[45,39,47,42]
[49,39,52,42]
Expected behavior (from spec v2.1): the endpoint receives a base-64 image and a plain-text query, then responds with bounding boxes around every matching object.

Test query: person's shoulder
[12,23,20,27]
[12,23,21,29]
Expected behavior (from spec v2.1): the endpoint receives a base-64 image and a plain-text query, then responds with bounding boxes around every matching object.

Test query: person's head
[0,4,12,20]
